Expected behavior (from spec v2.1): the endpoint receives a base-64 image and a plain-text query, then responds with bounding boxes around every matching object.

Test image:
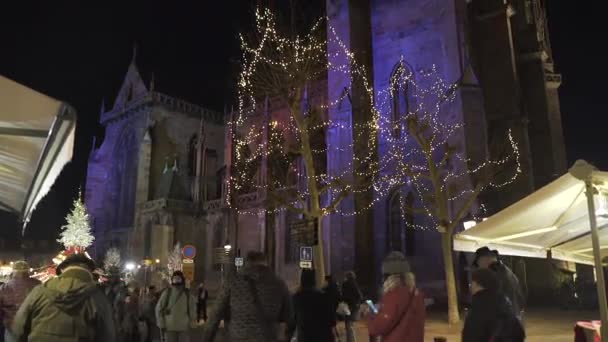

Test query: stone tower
[326,0,566,290]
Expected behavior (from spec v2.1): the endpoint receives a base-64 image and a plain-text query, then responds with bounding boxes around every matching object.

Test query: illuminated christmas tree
[103,247,121,273]
[58,194,94,252]
[163,242,182,281]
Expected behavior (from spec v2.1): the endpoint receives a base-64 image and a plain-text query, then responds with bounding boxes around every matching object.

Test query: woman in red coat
[363,252,426,342]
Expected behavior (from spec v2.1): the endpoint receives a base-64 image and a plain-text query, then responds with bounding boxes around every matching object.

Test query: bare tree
[233,9,379,285]
[377,62,521,323]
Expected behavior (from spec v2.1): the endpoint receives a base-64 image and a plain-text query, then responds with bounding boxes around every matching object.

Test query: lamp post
[221,240,232,284]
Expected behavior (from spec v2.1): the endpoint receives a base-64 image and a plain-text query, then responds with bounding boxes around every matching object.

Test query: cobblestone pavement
[189,309,598,341]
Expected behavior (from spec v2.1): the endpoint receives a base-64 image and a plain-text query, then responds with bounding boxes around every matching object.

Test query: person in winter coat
[140,286,160,342]
[155,271,196,342]
[341,271,363,342]
[288,269,335,342]
[197,282,209,323]
[0,261,41,342]
[11,254,116,342]
[474,247,525,319]
[115,292,140,342]
[203,251,293,342]
[363,251,425,342]
[462,268,525,342]
[323,275,341,320]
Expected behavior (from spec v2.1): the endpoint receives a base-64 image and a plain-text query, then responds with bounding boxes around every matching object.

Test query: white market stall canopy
[454,160,608,265]
[0,75,76,227]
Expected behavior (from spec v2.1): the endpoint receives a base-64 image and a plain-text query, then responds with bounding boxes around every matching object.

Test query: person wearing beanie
[0,261,40,342]
[155,270,196,342]
[462,269,525,342]
[11,254,115,342]
[363,251,425,342]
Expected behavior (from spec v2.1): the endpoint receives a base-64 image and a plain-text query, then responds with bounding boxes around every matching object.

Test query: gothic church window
[388,190,416,256]
[188,135,198,177]
[206,149,218,200]
[388,191,403,252]
[404,191,415,256]
[114,131,138,229]
[390,61,414,139]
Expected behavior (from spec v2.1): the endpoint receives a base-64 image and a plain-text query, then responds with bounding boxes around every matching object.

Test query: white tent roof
[454,160,608,265]
[0,75,76,227]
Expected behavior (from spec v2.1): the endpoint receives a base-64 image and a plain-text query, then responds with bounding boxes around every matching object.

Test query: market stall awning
[0,75,76,228]
[454,160,608,265]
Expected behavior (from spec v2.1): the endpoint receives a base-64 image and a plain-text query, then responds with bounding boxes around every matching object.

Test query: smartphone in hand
[365,300,378,314]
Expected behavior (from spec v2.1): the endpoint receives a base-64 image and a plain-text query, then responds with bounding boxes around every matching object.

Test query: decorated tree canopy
[58,194,94,251]
[165,242,182,280]
[103,247,121,273]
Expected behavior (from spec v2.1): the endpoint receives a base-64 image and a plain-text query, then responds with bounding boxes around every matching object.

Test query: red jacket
[0,275,41,328]
[368,286,425,342]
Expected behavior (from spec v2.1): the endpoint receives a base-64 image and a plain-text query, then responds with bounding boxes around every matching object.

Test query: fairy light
[228,9,522,232]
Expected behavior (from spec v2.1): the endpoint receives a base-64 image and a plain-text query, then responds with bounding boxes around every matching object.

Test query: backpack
[159,287,190,317]
[490,313,525,342]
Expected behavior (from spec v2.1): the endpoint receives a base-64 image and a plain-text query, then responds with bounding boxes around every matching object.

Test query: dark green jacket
[12,266,116,342]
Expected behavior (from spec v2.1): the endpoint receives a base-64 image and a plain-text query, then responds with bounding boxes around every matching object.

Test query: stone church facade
[86,0,567,297]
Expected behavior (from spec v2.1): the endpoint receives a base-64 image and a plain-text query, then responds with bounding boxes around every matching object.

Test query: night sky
[0,2,604,243]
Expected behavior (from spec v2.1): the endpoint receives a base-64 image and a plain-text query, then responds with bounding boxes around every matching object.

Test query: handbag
[336,302,351,317]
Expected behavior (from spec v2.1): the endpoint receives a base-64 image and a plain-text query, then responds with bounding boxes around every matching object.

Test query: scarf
[383,274,403,294]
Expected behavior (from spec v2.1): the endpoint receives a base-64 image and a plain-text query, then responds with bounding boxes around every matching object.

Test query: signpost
[182,260,195,283]
[235,257,243,267]
[290,219,318,246]
[181,245,196,284]
[182,245,197,259]
[299,246,313,269]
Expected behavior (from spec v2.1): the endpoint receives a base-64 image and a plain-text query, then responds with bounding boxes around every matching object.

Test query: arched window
[114,131,138,229]
[188,135,198,177]
[404,192,416,256]
[388,191,403,252]
[390,61,414,139]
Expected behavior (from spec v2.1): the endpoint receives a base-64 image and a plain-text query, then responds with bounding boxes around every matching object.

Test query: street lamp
[125,262,136,271]
[224,241,232,252]
[155,259,160,264]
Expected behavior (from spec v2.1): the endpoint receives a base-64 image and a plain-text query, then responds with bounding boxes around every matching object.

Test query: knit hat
[381,251,410,275]
[12,261,30,273]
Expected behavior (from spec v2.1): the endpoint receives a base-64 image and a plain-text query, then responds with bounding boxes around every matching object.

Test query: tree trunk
[441,232,460,324]
[313,216,326,288]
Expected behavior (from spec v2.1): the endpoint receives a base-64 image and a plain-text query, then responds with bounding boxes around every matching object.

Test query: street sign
[299,261,312,269]
[182,261,195,282]
[213,247,232,264]
[182,259,194,264]
[182,245,196,259]
[300,246,313,262]
[235,257,244,267]
[290,219,318,245]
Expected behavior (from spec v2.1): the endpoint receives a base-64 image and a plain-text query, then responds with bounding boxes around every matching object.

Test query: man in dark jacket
[289,269,335,342]
[474,247,525,319]
[11,254,115,342]
[462,269,524,342]
[203,251,293,342]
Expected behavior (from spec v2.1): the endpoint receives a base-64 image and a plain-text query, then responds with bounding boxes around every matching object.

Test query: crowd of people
[0,246,526,342]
